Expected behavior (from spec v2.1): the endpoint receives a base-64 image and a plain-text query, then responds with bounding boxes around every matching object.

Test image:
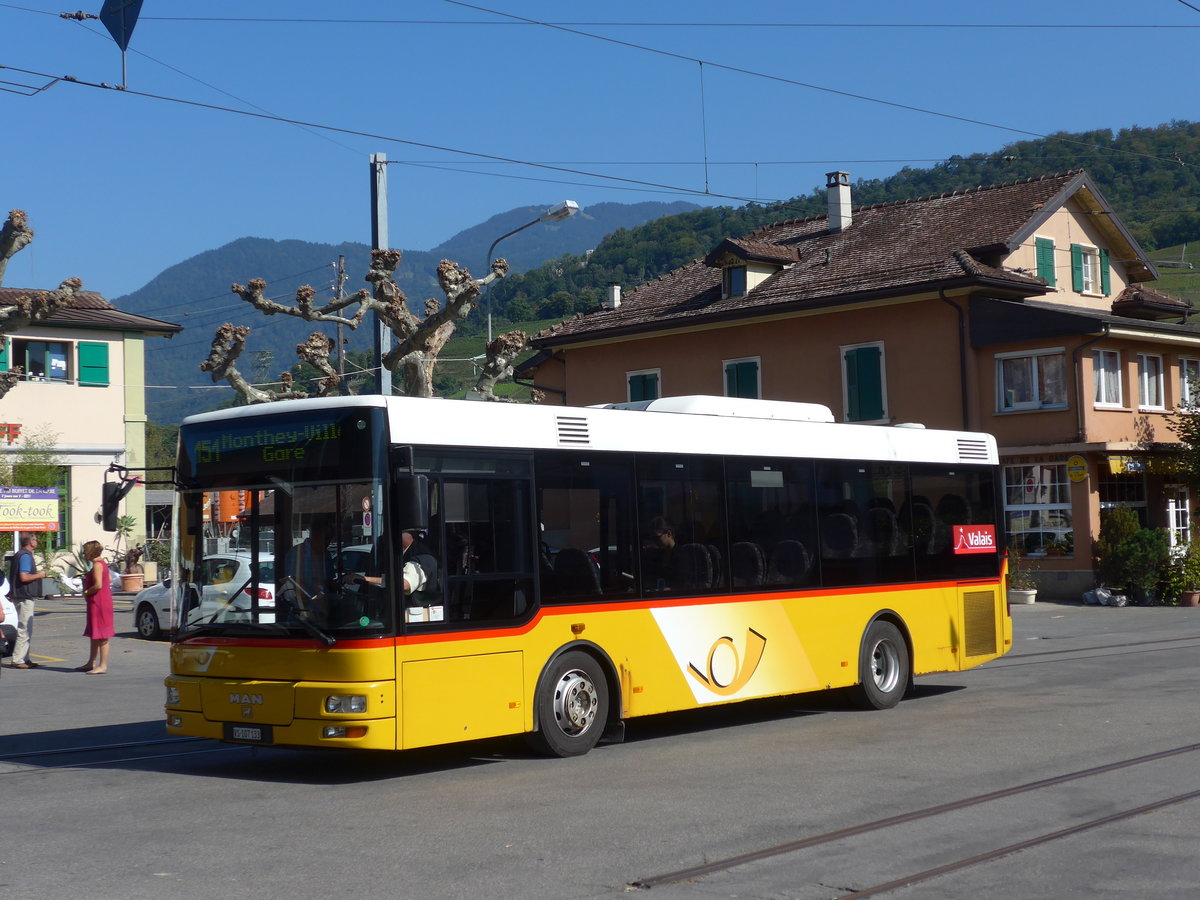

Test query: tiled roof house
[525,170,1200,597]
[0,286,181,566]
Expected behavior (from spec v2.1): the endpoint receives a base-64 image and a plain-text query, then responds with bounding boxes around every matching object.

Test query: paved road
[3,596,1200,899]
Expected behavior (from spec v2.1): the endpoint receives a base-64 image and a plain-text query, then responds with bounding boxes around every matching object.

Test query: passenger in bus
[643,516,677,592]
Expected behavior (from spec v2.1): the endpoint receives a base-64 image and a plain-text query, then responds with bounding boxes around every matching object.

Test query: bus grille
[963,591,998,657]
[956,438,990,461]
[556,416,590,445]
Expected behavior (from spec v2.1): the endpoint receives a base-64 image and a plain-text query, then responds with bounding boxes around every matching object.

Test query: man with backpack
[7,532,47,669]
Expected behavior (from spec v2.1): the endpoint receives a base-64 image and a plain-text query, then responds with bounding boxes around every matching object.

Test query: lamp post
[483,200,579,343]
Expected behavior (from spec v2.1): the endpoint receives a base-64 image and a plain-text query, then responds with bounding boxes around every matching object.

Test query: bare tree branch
[231,278,369,327]
[474,330,533,402]
[0,209,34,287]
[198,322,310,404]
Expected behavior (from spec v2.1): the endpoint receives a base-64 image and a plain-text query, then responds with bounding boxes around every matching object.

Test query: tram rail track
[630,740,1200,891]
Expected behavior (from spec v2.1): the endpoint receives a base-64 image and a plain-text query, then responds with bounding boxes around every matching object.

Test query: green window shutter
[845,346,884,421]
[1100,248,1111,296]
[725,361,758,399]
[1035,238,1056,286]
[1070,244,1084,292]
[78,341,109,386]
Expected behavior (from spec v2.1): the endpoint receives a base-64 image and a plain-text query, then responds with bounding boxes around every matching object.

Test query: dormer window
[722,266,747,299]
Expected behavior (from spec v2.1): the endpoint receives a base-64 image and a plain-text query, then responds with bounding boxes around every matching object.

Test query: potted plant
[1169,539,1200,607]
[1117,528,1171,605]
[1007,544,1039,604]
[108,514,146,592]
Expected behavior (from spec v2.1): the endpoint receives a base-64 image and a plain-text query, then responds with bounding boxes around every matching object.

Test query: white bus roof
[183,395,997,466]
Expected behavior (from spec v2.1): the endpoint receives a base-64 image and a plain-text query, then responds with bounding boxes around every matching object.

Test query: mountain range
[122,200,698,424]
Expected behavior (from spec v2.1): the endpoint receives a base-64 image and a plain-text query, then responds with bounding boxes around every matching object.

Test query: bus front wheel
[852,620,909,710]
[528,651,610,758]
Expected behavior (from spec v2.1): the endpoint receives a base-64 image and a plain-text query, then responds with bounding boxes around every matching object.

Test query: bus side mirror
[393,473,429,532]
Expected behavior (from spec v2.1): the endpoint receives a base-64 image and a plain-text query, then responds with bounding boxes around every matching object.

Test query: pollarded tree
[204,247,543,403]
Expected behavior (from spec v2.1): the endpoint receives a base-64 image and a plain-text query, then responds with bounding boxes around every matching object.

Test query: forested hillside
[484,121,1200,323]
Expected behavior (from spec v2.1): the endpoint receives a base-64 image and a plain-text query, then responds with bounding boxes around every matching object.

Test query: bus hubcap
[872,640,900,693]
[553,669,598,736]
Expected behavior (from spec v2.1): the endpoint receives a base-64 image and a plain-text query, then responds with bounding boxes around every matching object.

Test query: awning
[1106,454,1185,475]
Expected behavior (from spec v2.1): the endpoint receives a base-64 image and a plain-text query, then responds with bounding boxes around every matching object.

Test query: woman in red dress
[78,540,113,674]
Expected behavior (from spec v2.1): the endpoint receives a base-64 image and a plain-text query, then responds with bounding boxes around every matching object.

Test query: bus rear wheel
[528,651,609,758]
[852,620,909,710]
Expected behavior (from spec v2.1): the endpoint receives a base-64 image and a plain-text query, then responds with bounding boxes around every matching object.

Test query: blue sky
[1,0,1198,300]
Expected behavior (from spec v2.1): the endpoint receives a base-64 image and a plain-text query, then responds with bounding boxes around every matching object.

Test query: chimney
[604,282,621,309]
[826,171,851,233]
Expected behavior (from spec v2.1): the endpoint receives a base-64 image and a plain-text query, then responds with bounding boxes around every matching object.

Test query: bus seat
[706,544,723,588]
[821,513,858,559]
[676,543,713,590]
[552,547,601,594]
[862,506,900,556]
[730,541,765,587]
[937,493,971,525]
[766,540,811,585]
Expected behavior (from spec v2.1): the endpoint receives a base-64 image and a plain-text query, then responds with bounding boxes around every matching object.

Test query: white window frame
[1093,349,1123,408]
[723,356,761,400]
[995,348,1067,412]
[626,368,661,403]
[1080,246,1100,294]
[1180,358,1200,408]
[1138,353,1165,411]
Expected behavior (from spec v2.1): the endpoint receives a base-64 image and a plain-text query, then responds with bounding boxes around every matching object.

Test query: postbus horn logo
[687,628,767,696]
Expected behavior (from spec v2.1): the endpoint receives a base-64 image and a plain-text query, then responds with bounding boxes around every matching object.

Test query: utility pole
[333,254,348,392]
[369,153,392,397]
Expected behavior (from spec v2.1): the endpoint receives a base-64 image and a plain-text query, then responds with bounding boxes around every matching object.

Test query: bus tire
[528,651,609,758]
[852,620,909,710]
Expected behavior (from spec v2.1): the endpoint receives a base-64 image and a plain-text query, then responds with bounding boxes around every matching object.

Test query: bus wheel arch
[851,614,912,710]
[527,643,619,758]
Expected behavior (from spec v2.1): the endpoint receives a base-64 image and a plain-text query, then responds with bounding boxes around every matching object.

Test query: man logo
[687,628,767,696]
[229,693,264,705]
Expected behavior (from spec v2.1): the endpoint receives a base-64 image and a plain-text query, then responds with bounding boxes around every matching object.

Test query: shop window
[1003,463,1072,555]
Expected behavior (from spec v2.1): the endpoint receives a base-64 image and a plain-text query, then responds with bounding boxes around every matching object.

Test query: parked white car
[132,553,275,640]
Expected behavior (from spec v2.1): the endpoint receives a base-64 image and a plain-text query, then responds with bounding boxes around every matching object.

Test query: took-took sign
[0,487,59,531]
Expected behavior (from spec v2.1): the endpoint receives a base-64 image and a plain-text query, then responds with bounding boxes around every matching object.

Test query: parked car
[132,553,275,640]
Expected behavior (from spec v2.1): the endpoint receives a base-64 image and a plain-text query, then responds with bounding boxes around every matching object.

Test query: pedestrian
[7,531,46,669]
[78,540,113,674]
[0,569,17,663]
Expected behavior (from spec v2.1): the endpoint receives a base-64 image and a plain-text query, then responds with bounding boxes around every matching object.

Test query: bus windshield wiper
[295,611,336,647]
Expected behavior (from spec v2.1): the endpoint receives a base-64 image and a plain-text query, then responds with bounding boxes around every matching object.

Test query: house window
[627,369,660,403]
[0,338,109,387]
[722,266,747,299]
[724,358,759,399]
[1167,486,1191,552]
[996,349,1066,411]
[1180,358,1200,407]
[1093,350,1122,407]
[1003,463,1072,555]
[1138,354,1164,410]
[842,342,887,422]
[1035,237,1056,286]
[1071,244,1111,296]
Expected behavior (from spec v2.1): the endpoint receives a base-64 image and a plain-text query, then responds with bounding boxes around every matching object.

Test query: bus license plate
[224,723,273,744]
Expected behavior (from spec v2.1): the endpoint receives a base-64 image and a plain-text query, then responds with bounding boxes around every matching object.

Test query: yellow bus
[164,394,1011,757]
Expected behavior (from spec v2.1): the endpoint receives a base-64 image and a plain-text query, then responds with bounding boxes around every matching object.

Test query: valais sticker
[953,524,996,554]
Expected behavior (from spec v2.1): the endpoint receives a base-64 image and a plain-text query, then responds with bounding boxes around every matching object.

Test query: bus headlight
[167,714,184,728]
[325,694,367,714]
[166,686,181,705]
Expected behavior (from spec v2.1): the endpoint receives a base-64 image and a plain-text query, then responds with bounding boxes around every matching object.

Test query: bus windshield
[175,405,393,640]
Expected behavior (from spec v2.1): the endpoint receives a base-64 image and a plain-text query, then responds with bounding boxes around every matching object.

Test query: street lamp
[483,200,580,343]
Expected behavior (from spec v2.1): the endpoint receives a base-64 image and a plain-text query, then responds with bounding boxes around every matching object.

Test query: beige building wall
[1,325,140,563]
